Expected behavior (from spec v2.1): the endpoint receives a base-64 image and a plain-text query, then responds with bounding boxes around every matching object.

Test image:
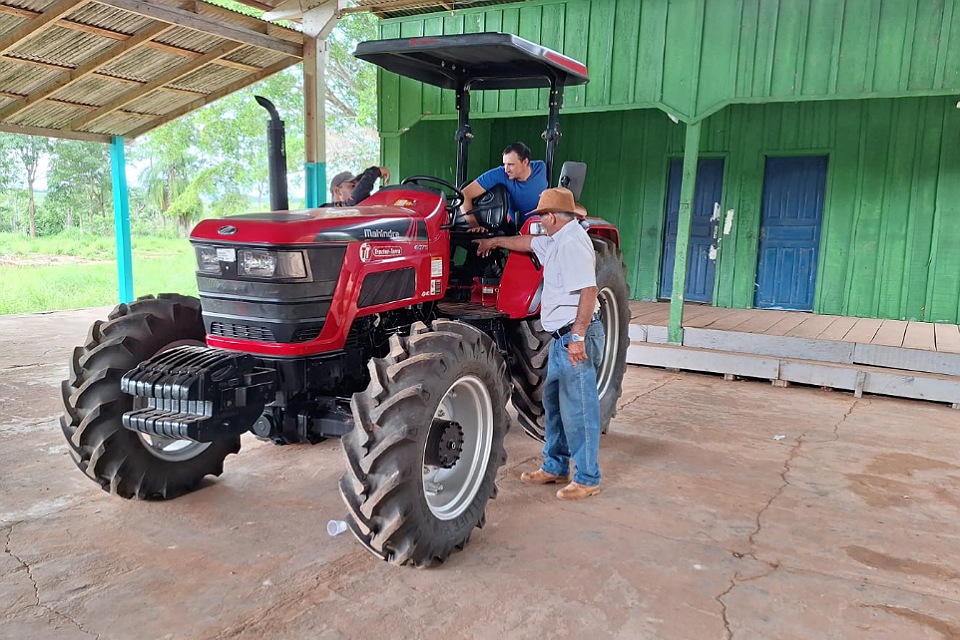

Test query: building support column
[302,3,343,207]
[303,34,326,207]
[668,121,702,344]
[110,135,133,303]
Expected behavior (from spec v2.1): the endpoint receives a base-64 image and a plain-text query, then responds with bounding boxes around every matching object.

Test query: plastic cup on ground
[327,519,348,537]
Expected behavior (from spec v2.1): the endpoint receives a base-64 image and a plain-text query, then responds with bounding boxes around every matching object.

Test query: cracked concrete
[2,308,960,639]
[713,399,841,640]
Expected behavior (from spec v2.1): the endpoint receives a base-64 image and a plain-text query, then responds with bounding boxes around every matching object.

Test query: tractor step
[121,345,276,442]
[437,301,509,320]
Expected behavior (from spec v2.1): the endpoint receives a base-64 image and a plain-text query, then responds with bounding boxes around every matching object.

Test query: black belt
[551,314,600,339]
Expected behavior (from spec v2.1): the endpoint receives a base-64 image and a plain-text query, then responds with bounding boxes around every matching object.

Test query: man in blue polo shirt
[461,141,548,231]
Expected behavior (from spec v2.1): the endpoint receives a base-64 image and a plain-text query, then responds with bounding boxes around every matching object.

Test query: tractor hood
[191,206,431,246]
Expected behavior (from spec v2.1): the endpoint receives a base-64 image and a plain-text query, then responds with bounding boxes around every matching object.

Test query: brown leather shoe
[557,482,601,500]
[520,468,570,485]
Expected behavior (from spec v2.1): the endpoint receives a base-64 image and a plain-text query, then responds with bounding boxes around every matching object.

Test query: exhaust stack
[255,95,289,212]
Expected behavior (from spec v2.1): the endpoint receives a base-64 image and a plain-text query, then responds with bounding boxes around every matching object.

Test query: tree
[46,139,112,233]
[0,133,54,238]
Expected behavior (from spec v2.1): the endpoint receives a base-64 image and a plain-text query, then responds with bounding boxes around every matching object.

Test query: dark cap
[331,171,356,189]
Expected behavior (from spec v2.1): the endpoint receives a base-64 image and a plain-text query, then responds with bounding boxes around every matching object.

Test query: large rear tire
[593,236,631,433]
[507,318,550,440]
[339,320,510,567]
[509,236,630,441]
[60,294,241,499]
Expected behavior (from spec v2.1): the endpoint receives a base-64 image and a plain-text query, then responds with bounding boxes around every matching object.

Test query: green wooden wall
[391,97,960,323]
[377,0,960,322]
[378,0,960,130]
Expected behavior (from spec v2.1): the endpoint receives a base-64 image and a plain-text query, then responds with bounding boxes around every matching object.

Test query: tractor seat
[450,184,514,238]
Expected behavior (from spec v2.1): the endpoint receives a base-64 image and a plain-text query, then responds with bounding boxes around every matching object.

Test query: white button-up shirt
[531,220,597,332]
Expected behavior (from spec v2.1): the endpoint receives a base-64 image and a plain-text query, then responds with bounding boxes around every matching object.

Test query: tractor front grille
[292,326,323,342]
[210,322,276,342]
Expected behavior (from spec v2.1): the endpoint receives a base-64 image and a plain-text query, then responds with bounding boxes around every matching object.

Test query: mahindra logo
[218,225,238,235]
[364,228,400,239]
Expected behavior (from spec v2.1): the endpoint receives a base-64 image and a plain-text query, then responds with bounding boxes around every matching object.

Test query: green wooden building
[374,0,960,336]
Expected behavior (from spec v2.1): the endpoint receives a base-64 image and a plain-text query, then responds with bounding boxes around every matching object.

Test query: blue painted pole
[305,161,326,208]
[110,136,134,303]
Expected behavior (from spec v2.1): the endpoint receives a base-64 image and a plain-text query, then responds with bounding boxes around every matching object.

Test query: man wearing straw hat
[474,187,605,500]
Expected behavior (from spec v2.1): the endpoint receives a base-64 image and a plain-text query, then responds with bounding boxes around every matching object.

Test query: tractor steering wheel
[401,175,465,213]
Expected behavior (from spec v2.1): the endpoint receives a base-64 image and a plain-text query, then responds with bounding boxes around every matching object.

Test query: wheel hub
[425,419,464,469]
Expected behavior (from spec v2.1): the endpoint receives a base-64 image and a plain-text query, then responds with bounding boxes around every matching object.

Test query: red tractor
[60,33,630,567]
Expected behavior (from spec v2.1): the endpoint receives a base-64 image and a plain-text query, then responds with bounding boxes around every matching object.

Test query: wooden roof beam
[0,121,110,143]
[0,0,91,58]
[94,0,303,57]
[68,40,243,130]
[124,56,297,138]
[0,4,262,72]
[0,22,174,121]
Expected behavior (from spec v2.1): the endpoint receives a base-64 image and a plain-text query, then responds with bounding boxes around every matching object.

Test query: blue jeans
[540,319,605,486]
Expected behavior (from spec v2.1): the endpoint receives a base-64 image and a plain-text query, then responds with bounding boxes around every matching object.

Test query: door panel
[660,158,724,302]
[754,156,828,310]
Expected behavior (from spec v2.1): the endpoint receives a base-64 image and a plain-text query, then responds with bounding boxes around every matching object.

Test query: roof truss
[0,0,304,141]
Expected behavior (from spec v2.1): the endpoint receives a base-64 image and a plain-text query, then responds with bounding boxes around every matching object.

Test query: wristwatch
[570,333,584,343]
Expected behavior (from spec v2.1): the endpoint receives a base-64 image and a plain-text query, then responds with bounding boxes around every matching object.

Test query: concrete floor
[2,307,959,640]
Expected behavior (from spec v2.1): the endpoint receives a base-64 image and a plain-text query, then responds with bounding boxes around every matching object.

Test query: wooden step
[630,323,960,378]
[627,340,960,407]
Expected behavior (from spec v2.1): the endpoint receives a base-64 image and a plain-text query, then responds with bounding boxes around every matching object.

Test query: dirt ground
[2,307,959,640]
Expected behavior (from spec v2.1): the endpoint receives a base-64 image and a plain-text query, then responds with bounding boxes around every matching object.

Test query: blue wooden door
[754,156,828,310]
[660,158,724,302]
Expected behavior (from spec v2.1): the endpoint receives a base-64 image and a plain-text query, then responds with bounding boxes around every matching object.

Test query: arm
[473,234,534,257]
[460,180,487,228]
[567,285,599,364]
[346,166,387,205]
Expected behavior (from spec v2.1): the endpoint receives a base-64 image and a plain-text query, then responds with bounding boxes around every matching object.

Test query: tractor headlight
[238,249,307,279]
[195,245,222,274]
[528,222,548,236]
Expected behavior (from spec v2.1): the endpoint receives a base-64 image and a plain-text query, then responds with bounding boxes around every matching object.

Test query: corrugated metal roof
[347,0,524,19]
[0,0,303,142]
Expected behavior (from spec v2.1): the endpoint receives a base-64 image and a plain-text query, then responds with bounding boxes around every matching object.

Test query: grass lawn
[0,233,199,315]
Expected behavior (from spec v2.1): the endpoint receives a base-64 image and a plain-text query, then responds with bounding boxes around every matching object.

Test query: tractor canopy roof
[353,32,589,91]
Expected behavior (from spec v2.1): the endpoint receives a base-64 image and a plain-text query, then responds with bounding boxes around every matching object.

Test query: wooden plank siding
[380,0,960,323]
[390,98,960,321]
[379,0,960,126]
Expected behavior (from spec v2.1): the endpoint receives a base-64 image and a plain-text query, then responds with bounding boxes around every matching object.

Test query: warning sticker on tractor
[392,199,415,207]
[431,257,443,277]
[216,247,236,262]
[431,279,442,295]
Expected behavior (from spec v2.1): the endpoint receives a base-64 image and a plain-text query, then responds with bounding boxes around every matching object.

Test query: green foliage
[0,233,197,314]
[327,13,379,130]
[45,139,112,233]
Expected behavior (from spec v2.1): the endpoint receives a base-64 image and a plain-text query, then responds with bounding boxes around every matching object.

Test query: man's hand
[473,238,498,257]
[567,339,588,365]
[378,167,391,185]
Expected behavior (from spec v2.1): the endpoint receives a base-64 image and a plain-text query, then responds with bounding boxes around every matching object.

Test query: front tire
[339,320,510,567]
[508,236,631,441]
[60,294,240,499]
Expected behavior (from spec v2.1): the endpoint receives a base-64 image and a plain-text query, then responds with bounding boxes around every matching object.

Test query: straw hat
[528,187,578,216]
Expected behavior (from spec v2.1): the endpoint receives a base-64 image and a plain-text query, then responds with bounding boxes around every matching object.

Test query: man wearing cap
[474,187,605,500]
[461,141,547,231]
[326,166,391,207]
